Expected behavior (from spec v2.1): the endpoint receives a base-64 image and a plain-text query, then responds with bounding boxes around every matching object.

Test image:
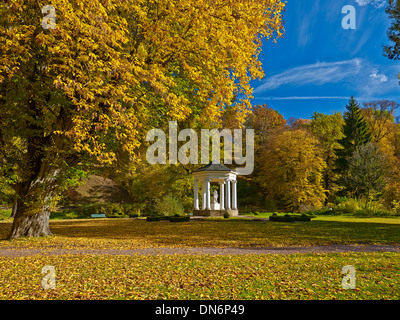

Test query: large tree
[384,0,400,82]
[344,143,388,208]
[362,100,400,207]
[311,112,345,204]
[334,97,372,180]
[258,129,326,212]
[0,0,285,238]
[246,104,286,180]
[362,100,399,144]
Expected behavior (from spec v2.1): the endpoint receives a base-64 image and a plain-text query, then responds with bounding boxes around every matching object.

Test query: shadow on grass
[0,218,399,247]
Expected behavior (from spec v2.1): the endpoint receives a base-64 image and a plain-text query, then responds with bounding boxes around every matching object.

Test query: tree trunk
[10,199,18,219]
[8,169,60,239]
[8,205,52,239]
[365,189,370,210]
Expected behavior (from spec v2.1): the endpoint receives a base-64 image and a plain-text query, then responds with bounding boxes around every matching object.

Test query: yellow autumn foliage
[0,0,285,163]
[259,129,327,211]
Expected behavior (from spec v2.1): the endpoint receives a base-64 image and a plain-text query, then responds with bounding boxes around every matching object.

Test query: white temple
[192,161,238,217]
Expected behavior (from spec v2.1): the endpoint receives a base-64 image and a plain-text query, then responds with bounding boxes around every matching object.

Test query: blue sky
[250,0,400,120]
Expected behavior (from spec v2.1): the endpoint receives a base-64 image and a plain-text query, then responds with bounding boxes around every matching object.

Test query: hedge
[146,215,191,222]
[269,213,315,222]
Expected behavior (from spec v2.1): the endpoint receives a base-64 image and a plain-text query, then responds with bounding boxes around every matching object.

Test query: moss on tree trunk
[8,207,52,239]
[8,169,60,239]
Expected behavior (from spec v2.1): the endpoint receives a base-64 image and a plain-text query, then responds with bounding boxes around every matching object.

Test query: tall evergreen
[334,96,372,177]
[384,0,400,62]
[384,0,400,85]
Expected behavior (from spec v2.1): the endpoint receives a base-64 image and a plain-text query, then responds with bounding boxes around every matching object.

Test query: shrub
[128,213,139,218]
[336,198,362,213]
[71,204,97,219]
[108,214,129,218]
[295,214,312,222]
[223,212,230,219]
[240,205,259,214]
[269,213,315,222]
[299,204,317,213]
[146,216,161,222]
[154,195,184,216]
[263,198,277,212]
[168,215,190,222]
[269,214,295,222]
[121,204,141,217]
[335,197,348,205]
[354,208,394,217]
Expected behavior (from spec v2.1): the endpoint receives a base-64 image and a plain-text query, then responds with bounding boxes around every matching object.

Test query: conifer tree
[384,0,400,62]
[335,97,372,186]
[384,0,400,83]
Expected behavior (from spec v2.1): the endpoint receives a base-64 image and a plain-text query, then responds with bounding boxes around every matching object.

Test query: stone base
[193,209,239,217]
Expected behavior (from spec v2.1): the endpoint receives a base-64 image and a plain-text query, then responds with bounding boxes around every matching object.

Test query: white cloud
[254,59,362,94]
[369,68,388,84]
[258,96,350,101]
[258,96,385,101]
[355,0,386,8]
[359,65,399,97]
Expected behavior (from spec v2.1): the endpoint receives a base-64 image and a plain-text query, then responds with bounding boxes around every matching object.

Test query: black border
[1,300,398,318]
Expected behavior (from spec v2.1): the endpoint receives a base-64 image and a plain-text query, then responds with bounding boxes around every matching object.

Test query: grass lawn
[1,214,400,249]
[0,214,399,300]
[0,252,399,299]
[0,209,11,221]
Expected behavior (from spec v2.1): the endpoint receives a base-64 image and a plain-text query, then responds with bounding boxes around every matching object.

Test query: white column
[219,181,225,210]
[226,179,231,210]
[232,180,237,210]
[194,179,199,210]
[206,178,211,210]
[202,181,206,210]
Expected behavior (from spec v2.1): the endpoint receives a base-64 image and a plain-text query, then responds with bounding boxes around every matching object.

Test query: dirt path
[0,244,399,257]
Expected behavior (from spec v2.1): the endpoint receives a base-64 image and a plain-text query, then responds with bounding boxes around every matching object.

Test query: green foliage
[0,182,15,206]
[98,203,136,218]
[223,212,230,219]
[336,197,363,213]
[51,205,93,220]
[263,198,278,212]
[354,208,397,217]
[384,0,400,62]
[126,163,194,214]
[59,163,92,190]
[269,213,315,222]
[335,96,372,179]
[168,215,190,222]
[50,203,139,219]
[343,143,387,205]
[154,195,185,217]
[269,214,296,222]
[239,205,260,214]
[146,216,161,222]
[311,112,345,203]
[305,196,400,217]
[146,214,190,222]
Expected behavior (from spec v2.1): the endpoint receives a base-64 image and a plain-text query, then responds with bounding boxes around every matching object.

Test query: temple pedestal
[193,209,239,217]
